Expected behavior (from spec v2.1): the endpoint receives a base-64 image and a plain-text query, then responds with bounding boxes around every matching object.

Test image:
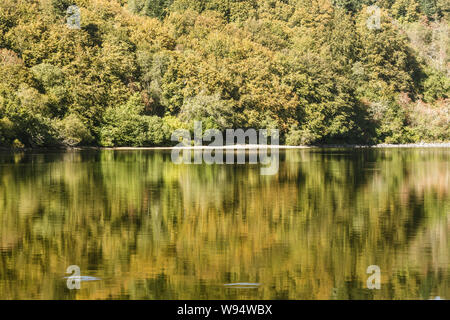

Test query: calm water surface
[0,149,448,299]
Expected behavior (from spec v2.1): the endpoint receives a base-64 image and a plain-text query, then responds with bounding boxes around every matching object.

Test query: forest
[0,0,449,147]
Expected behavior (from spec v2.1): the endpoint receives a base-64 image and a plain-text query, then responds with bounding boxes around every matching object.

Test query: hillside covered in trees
[0,0,449,147]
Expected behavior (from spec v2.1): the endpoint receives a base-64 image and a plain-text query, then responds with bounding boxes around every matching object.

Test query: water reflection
[0,149,448,299]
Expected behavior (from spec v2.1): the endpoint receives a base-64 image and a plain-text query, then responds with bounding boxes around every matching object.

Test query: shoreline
[94,142,450,150]
[2,142,450,152]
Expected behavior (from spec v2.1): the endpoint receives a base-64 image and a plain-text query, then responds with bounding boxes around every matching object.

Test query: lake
[0,148,448,299]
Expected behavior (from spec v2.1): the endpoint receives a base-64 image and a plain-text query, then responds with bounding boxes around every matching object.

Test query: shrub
[368,101,412,144]
[12,139,24,149]
[423,69,450,102]
[54,114,93,146]
[0,117,14,146]
[285,126,318,145]
[407,100,450,142]
[178,92,234,130]
[100,94,171,146]
[5,107,59,147]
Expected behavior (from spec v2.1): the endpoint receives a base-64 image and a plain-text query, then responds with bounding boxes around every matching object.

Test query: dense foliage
[0,0,448,147]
